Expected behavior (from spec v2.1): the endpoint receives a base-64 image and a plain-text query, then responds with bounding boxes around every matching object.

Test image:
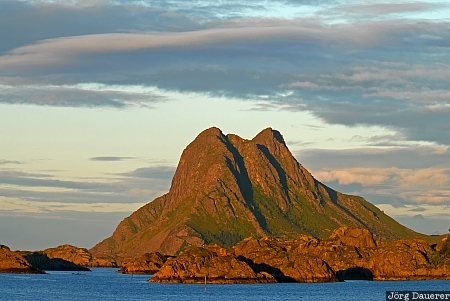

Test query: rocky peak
[253,127,286,146]
[252,128,288,160]
[168,127,230,201]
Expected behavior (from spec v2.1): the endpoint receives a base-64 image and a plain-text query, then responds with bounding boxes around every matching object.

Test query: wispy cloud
[0,196,146,213]
[0,0,202,53]
[4,19,444,71]
[120,165,176,179]
[377,203,450,218]
[89,156,135,162]
[0,160,22,165]
[0,164,174,205]
[315,167,450,203]
[328,1,447,20]
[0,82,166,107]
[0,25,383,69]
[297,145,450,207]
[298,145,450,170]
[0,169,111,191]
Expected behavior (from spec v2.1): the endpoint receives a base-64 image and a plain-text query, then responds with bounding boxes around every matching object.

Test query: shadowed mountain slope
[91,127,426,257]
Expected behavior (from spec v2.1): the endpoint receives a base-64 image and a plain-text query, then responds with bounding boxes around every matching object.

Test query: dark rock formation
[92,128,427,258]
[20,251,90,271]
[0,245,43,274]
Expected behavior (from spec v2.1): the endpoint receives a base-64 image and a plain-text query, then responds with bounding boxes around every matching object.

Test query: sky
[1,0,449,250]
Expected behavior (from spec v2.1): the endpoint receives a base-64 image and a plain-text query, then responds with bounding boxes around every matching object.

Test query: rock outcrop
[119,252,169,274]
[42,244,117,268]
[92,127,427,258]
[232,237,336,283]
[20,251,90,271]
[18,244,117,271]
[150,228,450,283]
[329,227,377,248]
[359,240,448,280]
[149,246,275,284]
[0,245,43,274]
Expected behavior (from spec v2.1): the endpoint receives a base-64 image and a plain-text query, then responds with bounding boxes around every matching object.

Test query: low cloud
[376,203,450,218]
[0,164,173,205]
[0,169,112,191]
[0,160,22,165]
[0,196,146,214]
[296,145,450,206]
[314,166,450,205]
[334,2,445,16]
[121,165,176,179]
[89,156,135,162]
[0,82,166,108]
[316,168,390,186]
[297,145,450,170]
[316,167,450,188]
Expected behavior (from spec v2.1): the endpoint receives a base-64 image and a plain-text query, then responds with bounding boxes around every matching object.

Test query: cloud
[316,168,391,186]
[316,167,450,188]
[0,169,112,191]
[296,145,450,206]
[0,196,146,213]
[284,81,319,89]
[0,82,166,107]
[89,156,135,161]
[0,164,174,205]
[0,160,22,165]
[0,0,201,53]
[0,3,449,147]
[0,170,167,204]
[332,2,446,17]
[376,203,450,218]
[121,165,176,179]
[314,167,450,205]
[3,19,441,71]
[297,145,450,170]
[0,28,349,70]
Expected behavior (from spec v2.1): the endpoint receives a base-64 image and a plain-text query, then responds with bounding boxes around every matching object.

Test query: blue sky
[1,0,449,250]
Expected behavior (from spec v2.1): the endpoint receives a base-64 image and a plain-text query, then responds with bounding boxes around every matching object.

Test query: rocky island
[2,128,448,283]
[0,245,44,274]
[0,244,117,273]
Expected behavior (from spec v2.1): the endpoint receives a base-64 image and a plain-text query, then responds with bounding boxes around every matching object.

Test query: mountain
[91,127,426,257]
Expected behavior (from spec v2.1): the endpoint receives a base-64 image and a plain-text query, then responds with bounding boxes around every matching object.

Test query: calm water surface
[0,268,449,301]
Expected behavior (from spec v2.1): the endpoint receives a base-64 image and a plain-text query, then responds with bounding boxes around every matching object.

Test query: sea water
[0,268,449,301]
